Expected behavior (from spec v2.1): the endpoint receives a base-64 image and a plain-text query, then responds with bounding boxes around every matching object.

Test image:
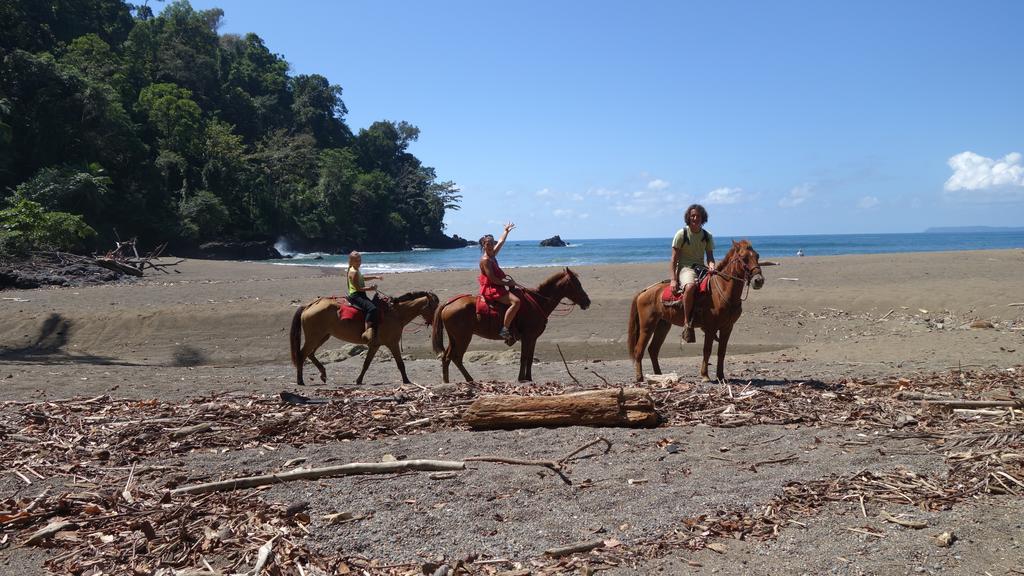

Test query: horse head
[728,240,764,290]
[392,291,440,326]
[420,292,440,325]
[561,267,591,309]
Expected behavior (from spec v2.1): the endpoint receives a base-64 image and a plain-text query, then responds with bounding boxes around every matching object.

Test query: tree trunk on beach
[463,388,659,430]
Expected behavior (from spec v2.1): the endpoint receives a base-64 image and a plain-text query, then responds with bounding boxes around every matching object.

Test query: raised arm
[493,222,515,255]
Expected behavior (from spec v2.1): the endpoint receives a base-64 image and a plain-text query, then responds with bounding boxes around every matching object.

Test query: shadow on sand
[0,313,141,366]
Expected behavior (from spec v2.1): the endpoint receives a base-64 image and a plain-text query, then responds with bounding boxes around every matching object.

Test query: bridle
[402,293,438,332]
[515,272,586,316]
[709,252,762,301]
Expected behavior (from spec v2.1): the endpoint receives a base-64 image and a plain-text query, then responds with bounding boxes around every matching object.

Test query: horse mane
[718,239,752,270]
[393,290,438,304]
[536,268,573,295]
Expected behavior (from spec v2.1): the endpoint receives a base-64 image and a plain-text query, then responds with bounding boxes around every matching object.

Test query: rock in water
[539,235,568,247]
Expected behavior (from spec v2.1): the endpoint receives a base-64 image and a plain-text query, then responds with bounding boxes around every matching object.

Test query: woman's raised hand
[503,222,516,234]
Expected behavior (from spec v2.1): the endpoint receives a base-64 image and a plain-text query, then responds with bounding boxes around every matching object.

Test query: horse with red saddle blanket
[432,268,591,383]
[628,240,765,382]
[289,291,439,386]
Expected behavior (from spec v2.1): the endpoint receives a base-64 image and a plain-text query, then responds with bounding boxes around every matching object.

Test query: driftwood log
[462,387,659,430]
[171,460,465,495]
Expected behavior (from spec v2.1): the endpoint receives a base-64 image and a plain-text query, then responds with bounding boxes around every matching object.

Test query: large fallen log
[462,387,659,430]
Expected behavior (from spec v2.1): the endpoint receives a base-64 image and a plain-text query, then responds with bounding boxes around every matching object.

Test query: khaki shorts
[677,266,698,287]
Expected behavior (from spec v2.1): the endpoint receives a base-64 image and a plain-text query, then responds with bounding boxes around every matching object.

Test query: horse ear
[732,239,738,247]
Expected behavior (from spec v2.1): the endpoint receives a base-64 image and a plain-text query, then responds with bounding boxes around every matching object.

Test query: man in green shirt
[669,204,716,343]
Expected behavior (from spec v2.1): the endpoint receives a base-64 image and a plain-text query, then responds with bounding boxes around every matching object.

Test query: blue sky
[177,1,1024,239]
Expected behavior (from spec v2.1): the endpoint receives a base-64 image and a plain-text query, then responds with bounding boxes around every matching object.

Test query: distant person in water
[346,251,383,343]
[670,204,716,344]
[479,222,520,344]
[796,249,805,257]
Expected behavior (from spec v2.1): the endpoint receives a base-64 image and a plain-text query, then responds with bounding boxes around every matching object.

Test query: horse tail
[290,304,305,367]
[627,290,641,360]
[431,300,447,356]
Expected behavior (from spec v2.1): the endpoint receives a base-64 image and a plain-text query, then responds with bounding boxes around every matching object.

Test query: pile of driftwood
[89,239,182,277]
[1,368,1021,574]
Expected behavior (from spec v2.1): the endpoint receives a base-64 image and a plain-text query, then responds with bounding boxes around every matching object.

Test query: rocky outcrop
[539,235,568,247]
[176,240,283,261]
[424,234,476,249]
[1,258,128,290]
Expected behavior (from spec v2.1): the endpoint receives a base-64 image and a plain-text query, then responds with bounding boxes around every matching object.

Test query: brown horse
[432,268,591,383]
[628,240,765,382]
[290,291,439,386]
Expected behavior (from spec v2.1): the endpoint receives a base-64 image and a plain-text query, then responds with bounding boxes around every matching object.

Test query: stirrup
[682,324,696,343]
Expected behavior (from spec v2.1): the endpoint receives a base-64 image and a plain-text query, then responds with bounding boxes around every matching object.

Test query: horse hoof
[701,375,711,382]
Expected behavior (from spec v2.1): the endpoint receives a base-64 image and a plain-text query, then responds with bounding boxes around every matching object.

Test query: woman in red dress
[478,222,520,343]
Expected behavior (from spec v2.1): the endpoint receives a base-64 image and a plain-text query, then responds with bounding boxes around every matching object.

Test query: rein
[709,255,761,302]
[517,282,579,318]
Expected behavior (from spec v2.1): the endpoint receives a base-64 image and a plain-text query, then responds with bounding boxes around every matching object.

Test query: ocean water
[270,231,1024,275]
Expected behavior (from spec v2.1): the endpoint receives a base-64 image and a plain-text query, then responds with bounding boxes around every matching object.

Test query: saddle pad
[661,276,711,303]
[476,295,503,318]
[331,297,364,322]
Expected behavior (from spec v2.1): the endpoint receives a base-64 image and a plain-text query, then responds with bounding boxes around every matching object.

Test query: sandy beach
[2,249,1022,395]
[1,249,1023,574]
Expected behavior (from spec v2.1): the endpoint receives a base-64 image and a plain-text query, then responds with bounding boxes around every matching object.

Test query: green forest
[0,0,464,258]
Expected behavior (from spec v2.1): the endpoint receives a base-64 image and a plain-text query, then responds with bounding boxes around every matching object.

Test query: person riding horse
[670,204,716,343]
[346,250,382,343]
[479,222,520,344]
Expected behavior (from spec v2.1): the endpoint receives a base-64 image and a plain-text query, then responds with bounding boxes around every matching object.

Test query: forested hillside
[0,0,464,257]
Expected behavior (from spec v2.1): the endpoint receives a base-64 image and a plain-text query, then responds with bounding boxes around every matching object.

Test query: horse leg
[632,316,659,382]
[647,320,672,375]
[445,323,474,383]
[700,329,716,381]
[355,344,380,386]
[441,349,451,384]
[297,334,329,385]
[308,334,330,383]
[386,342,412,384]
[715,326,734,382]
[308,353,327,384]
[518,337,537,382]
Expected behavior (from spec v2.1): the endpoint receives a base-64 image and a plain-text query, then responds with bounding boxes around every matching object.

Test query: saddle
[331,295,390,322]
[476,296,507,331]
[661,272,712,305]
[444,293,522,342]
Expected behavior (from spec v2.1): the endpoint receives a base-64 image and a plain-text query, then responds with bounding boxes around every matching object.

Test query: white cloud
[857,195,880,209]
[589,187,619,198]
[704,187,744,205]
[535,188,551,197]
[572,193,584,202]
[779,184,813,208]
[944,151,1024,200]
[553,208,589,219]
[647,179,670,190]
[612,203,650,215]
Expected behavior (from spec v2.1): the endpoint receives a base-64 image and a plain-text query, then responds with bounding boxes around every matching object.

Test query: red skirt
[478,273,507,301]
